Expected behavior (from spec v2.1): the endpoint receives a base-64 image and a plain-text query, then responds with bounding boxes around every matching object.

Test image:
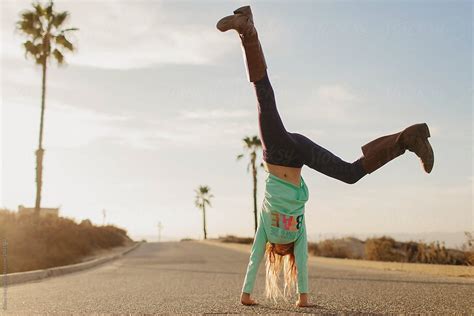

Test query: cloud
[179,109,252,120]
[3,94,255,152]
[299,83,361,124]
[3,97,130,150]
[316,84,357,102]
[1,0,234,69]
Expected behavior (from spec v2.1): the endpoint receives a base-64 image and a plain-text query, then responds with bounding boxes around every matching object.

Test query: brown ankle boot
[216,6,267,82]
[360,123,434,174]
[398,123,434,173]
[216,6,255,36]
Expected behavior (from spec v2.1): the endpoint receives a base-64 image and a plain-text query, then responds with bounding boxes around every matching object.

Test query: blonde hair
[264,242,297,301]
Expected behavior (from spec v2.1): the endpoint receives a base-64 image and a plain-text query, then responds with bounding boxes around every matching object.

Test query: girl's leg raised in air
[290,133,368,184]
[254,72,304,168]
[216,5,368,180]
[217,5,303,168]
[255,71,368,183]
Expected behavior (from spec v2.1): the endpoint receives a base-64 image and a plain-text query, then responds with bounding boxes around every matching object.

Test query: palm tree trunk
[202,205,207,240]
[252,159,258,233]
[34,60,47,217]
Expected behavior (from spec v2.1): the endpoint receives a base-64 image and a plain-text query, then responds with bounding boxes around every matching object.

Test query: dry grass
[0,209,132,273]
[218,234,474,266]
[180,238,195,242]
[460,232,474,266]
[309,237,364,259]
[218,235,254,244]
[365,236,468,265]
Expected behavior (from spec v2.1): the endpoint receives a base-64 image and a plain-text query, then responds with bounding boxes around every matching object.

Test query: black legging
[254,71,367,184]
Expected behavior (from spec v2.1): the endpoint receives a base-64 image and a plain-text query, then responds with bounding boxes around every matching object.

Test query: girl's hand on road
[240,292,258,306]
[295,293,311,307]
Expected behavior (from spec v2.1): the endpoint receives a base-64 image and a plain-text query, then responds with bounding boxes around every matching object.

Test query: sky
[1,0,472,245]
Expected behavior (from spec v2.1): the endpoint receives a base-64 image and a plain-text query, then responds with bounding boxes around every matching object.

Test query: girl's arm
[241,219,267,295]
[294,219,309,305]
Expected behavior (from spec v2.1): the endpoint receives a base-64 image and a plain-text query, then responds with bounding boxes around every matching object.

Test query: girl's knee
[343,162,366,184]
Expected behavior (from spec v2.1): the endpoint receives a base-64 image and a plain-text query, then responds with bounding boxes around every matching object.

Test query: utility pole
[3,239,7,311]
[102,209,106,226]
[157,221,163,242]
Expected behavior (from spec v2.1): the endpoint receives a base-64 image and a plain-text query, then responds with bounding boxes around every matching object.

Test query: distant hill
[130,234,184,242]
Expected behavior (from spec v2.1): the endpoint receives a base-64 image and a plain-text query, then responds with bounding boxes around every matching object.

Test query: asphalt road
[3,241,473,314]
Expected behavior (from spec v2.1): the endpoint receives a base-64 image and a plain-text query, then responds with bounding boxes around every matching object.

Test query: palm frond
[52,48,64,65]
[33,2,45,17]
[20,11,38,24]
[53,11,68,27]
[55,34,74,51]
[61,27,79,33]
[17,11,43,38]
[45,1,54,20]
[23,40,38,56]
[242,136,252,149]
[241,135,262,150]
[23,41,44,64]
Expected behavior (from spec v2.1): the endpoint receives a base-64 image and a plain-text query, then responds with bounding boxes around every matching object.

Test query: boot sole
[403,124,434,173]
[233,5,252,16]
[421,138,434,173]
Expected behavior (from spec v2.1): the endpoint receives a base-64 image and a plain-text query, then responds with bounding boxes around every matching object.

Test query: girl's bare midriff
[264,162,302,187]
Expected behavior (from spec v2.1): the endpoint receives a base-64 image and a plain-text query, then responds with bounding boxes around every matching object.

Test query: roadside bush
[310,238,355,259]
[0,209,132,273]
[180,238,194,242]
[215,232,474,266]
[461,231,474,266]
[219,235,253,244]
[365,236,404,262]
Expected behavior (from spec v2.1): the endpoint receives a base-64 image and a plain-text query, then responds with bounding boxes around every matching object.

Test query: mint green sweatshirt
[242,172,309,294]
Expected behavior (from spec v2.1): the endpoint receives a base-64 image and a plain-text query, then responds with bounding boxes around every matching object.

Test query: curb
[1,241,143,286]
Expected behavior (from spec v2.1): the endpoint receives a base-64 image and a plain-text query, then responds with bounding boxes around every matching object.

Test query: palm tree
[17,1,78,216]
[237,135,263,233]
[194,185,213,240]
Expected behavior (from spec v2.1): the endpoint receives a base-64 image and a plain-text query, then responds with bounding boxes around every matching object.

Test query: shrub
[311,238,355,259]
[365,236,404,262]
[219,235,254,244]
[461,231,474,266]
[0,209,132,273]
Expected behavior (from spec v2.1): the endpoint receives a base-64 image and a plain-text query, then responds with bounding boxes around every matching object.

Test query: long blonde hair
[264,242,297,301]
